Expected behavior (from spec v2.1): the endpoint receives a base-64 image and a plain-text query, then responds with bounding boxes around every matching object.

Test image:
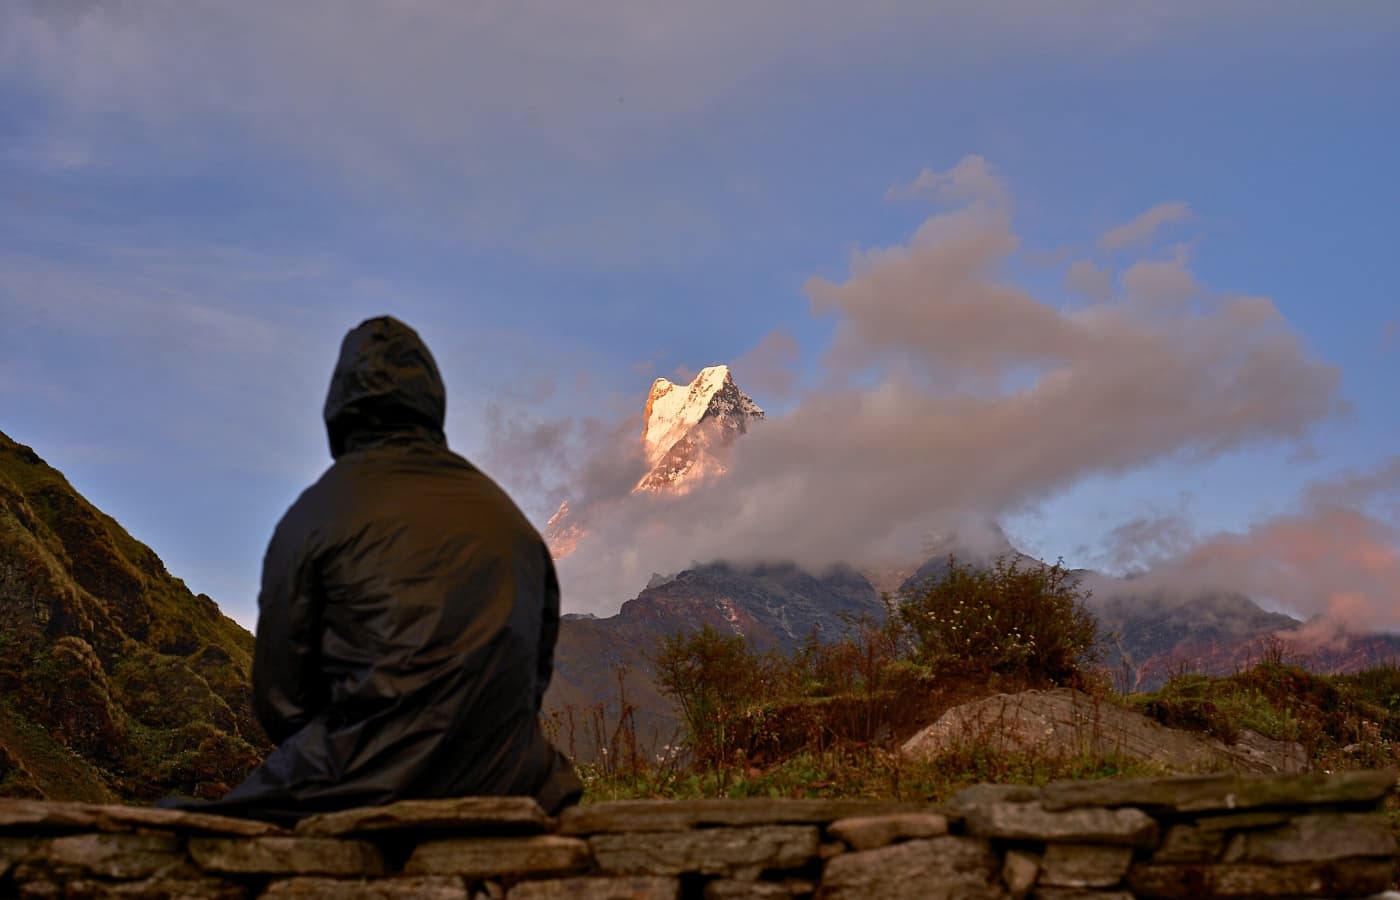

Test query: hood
[324,316,447,458]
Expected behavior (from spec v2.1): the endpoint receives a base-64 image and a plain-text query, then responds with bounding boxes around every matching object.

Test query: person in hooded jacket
[168,316,581,824]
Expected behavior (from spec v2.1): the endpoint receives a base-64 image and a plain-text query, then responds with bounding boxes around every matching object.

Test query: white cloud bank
[482,158,1343,615]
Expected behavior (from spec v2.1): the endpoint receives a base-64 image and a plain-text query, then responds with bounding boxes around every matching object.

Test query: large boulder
[900,688,1306,775]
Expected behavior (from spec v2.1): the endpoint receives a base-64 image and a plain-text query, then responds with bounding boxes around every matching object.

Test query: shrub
[897,555,1099,686]
[652,626,777,766]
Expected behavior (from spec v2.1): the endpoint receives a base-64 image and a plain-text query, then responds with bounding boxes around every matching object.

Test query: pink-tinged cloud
[885,155,1007,207]
[506,159,1343,613]
[1113,459,1400,641]
[733,330,801,403]
[1099,202,1193,250]
[1065,260,1113,302]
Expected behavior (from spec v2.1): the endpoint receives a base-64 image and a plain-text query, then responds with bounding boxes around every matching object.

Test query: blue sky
[2,3,1398,629]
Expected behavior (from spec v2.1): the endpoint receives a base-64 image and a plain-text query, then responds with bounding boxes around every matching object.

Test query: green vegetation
[580,744,1171,805]
[1135,655,1400,769]
[0,432,266,803]
[572,557,1400,807]
[0,698,117,803]
[900,556,1099,685]
[647,556,1098,773]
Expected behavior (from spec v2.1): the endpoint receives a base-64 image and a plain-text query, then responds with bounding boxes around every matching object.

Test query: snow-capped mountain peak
[641,365,753,465]
[636,365,764,493]
[546,364,764,556]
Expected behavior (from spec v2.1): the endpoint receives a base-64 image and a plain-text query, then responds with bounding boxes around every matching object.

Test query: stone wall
[1,770,1396,899]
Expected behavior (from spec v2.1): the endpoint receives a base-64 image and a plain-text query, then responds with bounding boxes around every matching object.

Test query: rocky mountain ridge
[545,561,885,755]
[545,365,764,557]
[636,364,765,494]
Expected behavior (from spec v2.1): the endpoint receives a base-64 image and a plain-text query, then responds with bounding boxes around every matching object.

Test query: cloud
[477,405,647,523]
[1120,247,1199,309]
[1304,456,1400,521]
[1099,202,1193,250]
[6,4,1270,173]
[1384,320,1397,352]
[1145,464,1400,641]
[732,330,801,404]
[885,155,1008,207]
[1065,260,1113,302]
[0,5,1367,268]
[1097,458,1400,640]
[546,160,1340,613]
[1097,510,1199,574]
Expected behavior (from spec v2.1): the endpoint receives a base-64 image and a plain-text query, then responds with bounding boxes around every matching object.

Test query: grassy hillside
[0,431,267,802]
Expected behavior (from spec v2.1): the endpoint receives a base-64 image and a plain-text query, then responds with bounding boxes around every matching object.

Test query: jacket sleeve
[535,549,561,711]
[251,516,327,744]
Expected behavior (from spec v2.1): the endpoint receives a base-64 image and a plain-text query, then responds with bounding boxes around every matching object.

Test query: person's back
[170,316,580,824]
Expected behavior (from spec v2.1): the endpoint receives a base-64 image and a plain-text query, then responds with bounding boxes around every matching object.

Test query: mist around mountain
[545,364,764,558]
[900,521,1400,690]
[541,365,1400,756]
[0,431,266,803]
[1090,585,1400,691]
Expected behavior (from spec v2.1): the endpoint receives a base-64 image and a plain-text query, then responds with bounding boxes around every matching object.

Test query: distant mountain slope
[1090,584,1400,691]
[897,527,1400,690]
[0,431,266,802]
[545,562,884,757]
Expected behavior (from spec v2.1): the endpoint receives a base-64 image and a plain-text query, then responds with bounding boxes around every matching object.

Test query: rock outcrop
[901,689,1308,775]
[635,365,764,495]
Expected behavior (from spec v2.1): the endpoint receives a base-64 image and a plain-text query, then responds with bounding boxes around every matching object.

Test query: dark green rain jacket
[177,316,580,824]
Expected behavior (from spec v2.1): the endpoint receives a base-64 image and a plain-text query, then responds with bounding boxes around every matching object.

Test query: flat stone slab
[295,797,551,838]
[950,784,1044,811]
[508,876,681,899]
[404,836,591,878]
[963,803,1158,847]
[16,872,248,899]
[189,836,385,876]
[45,832,184,879]
[560,799,933,834]
[1153,824,1229,863]
[1039,844,1132,888]
[704,879,792,898]
[1127,859,1395,898]
[1221,813,1397,863]
[0,798,288,836]
[828,813,949,851]
[1041,769,1397,814]
[589,825,818,877]
[262,876,471,898]
[1,837,42,877]
[820,836,1005,900]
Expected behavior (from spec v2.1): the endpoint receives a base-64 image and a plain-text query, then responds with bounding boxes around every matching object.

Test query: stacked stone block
[0,771,1395,898]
